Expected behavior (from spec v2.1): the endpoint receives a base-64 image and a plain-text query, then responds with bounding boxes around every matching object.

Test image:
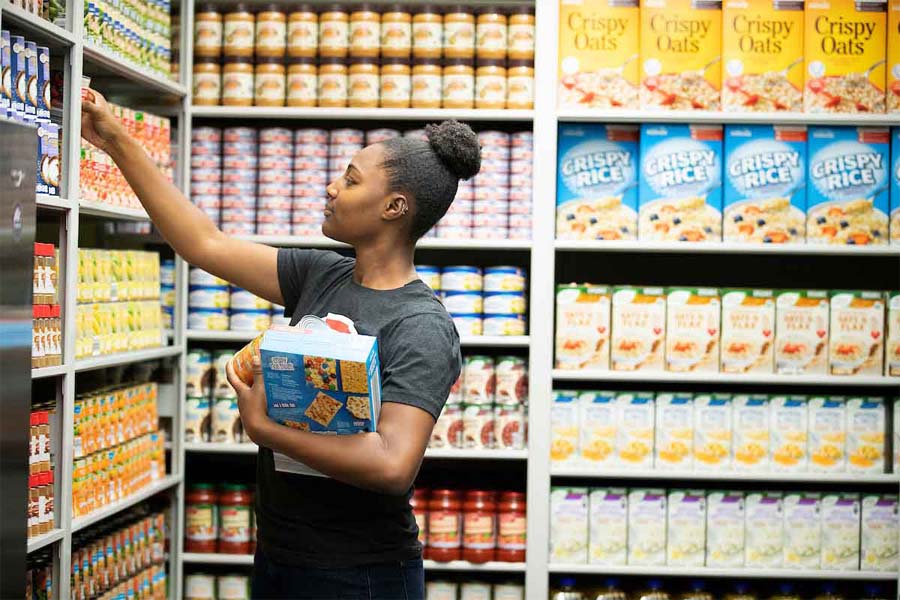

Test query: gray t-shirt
[256,248,461,567]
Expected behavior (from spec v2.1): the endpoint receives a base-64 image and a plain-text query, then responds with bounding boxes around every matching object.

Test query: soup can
[425,581,458,600]
[441,266,482,292]
[463,355,495,405]
[212,350,236,396]
[222,222,257,235]
[495,356,528,405]
[494,403,526,450]
[257,222,292,236]
[447,371,463,405]
[217,574,250,600]
[430,404,464,449]
[463,404,494,449]
[186,350,213,396]
[230,288,272,310]
[192,127,222,143]
[188,307,229,331]
[484,291,526,315]
[436,226,472,239]
[184,574,215,600]
[442,291,483,315]
[184,396,211,444]
[451,314,483,337]
[472,227,508,240]
[483,314,526,336]
[416,265,441,292]
[259,127,292,144]
[484,266,526,292]
[229,308,272,332]
[189,285,230,309]
[295,128,328,144]
[366,128,401,144]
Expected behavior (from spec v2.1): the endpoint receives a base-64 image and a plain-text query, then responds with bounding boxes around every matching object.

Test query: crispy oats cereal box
[627,489,667,566]
[720,288,775,373]
[861,494,899,572]
[616,391,655,468]
[732,394,770,472]
[579,391,618,468]
[665,287,720,372]
[804,0,887,113]
[821,493,862,570]
[828,290,886,375]
[555,284,612,370]
[887,292,900,375]
[889,0,900,111]
[808,396,847,473]
[847,396,886,473]
[783,493,822,569]
[770,395,809,472]
[706,491,746,567]
[639,124,723,242]
[556,124,640,240]
[640,0,722,110]
[723,125,807,244]
[551,390,581,467]
[891,127,899,243]
[667,490,707,567]
[558,0,641,110]
[775,289,830,375]
[808,127,890,245]
[693,393,733,471]
[654,392,694,471]
[589,488,629,565]
[611,286,666,371]
[744,492,784,568]
[550,487,589,563]
[722,0,804,112]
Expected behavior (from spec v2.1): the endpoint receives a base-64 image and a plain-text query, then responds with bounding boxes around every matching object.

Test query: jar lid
[349,57,379,66]
[290,3,316,12]
[351,3,377,14]
[444,58,474,68]
[508,59,534,69]
[465,490,496,499]
[228,3,250,14]
[255,56,284,66]
[510,6,535,16]
[221,483,248,491]
[431,489,461,497]
[382,56,410,66]
[477,58,507,68]
[445,5,473,15]
[289,55,316,65]
[224,56,253,65]
[319,56,347,66]
[413,5,440,15]
[196,4,219,13]
[478,6,504,15]
[383,3,409,13]
[193,56,221,65]
[413,57,441,67]
[322,3,346,13]
[259,3,282,13]
[499,491,525,500]
[190,483,216,490]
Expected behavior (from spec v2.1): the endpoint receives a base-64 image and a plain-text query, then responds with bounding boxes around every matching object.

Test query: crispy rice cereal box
[828,290,885,375]
[723,125,807,244]
[890,0,900,111]
[654,392,694,470]
[861,494,899,571]
[555,284,612,370]
[579,391,617,468]
[821,493,862,570]
[667,490,707,566]
[804,0,887,113]
[732,394,770,472]
[891,128,899,243]
[627,489,667,566]
[551,390,580,467]
[783,493,822,569]
[639,0,722,110]
[847,396,886,473]
[720,288,775,373]
[665,287,720,372]
[589,488,629,565]
[550,487,589,563]
[888,292,900,375]
[616,391,655,468]
[693,393,733,471]
[745,492,784,568]
[556,124,640,241]
[558,0,641,110]
[611,286,666,371]
[808,127,890,245]
[808,396,847,472]
[706,491,746,567]
[639,124,723,242]
[770,395,809,472]
[722,0,804,112]
[775,289,830,375]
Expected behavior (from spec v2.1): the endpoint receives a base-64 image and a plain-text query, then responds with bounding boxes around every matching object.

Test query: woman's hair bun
[425,120,482,181]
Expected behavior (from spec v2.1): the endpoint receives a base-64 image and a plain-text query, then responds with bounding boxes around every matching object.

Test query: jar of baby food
[223,4,254,58]
[411,58,442,108]
[348,57,379,107]
[412,7,442,59]
[349,4,380,58]
[287,6,317,57]
[381,6,412,58]
[443,59,474,109]
[476,8,507,60]
[194,5,223,58]
[380,58,411,108]
[506,60,534,109]
[254,58,286,106]
[287,56,317,106]
[193,59,221,106]
[255,5,286,58]
[222,57,254,106]
[443,7,475,59]
[507,7,534,60]
[317,57,347,107]
[427,490,462,562]
[319,4,349,58]
[475,59,506,109]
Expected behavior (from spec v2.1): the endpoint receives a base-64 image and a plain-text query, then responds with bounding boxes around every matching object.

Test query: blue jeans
[251,548,425,600]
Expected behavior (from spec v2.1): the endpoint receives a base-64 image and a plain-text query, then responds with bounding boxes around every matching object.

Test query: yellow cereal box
[889,0,900,111]
[847,397,886,473]
[770,395,809,472]
[722,0,805,112]
[720,289,775,374]
[829,290,885,376]
[808,396,847,473]
[558,0,641,110]
[732,394,770,472]
[640,0,723,110]
[693,393,733,471]
[804,0,887,113]
[887,292,900,376]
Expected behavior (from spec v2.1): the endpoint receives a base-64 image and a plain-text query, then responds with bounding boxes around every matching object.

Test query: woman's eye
[343,175,355,187]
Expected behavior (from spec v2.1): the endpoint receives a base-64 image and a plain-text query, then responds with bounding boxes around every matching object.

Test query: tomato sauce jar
[410,487,429,553]
[218,484,252,554]
[184,484,218,553]
[497,491,526,562]
[463,490,496,563]
[427,489,462,562]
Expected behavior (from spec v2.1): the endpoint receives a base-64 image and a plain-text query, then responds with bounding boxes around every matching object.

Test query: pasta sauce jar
[218,484,252,554]
[462,490,496,563]
[410,487,429,552]
[497,491,526,562]
[185,484,218,553]
[427,489,462,562]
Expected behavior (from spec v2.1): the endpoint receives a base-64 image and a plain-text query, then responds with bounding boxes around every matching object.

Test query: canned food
[223,127,257,142]
[271,305,291,326]
[184,573,216,600]
[186,350,213,396]
[189,285,231,309]
[509,214,531,229]
[479,158,510,174]
[463,404,494,449]
[259,142,293,157]
[448,372,463,405]
[436,226,472,240]
[451,314,483,337]
[293,183,325,198]
[256,196,293,210]
[192,127,222,143]
[221,196,256,210]
[511,131,533,145]
[221,208,256,223]
[191,141,221,156]
[257,209,292,224]
[442,291,483,314]
[295,144,329,158]
[184,396,211,444]
[480,146,511,161]
[259,170,293,184]
[509,173,533,188]
[293,171,328,185]
[478,130,510,146]
[426,581,459,600]
[223,155,258,170]
[259,155,292,170]
[217,574,250,600]
[293,198,327,211]
[474,213,508,228]
[463,355,495,404]
[441,266,482,292]
[472,199,508,215]
[511,146,533,161]
[212,395,241,443]
[330,128,365,145]
[188,307,230,331]
[222,222,258,235]
[191,182,222,196]
[508,200,532,215]
[329,143,363,157]
[161,284,176,307]
[259,182,293,197]
[446,200,474,215]
[430,404,464,448]
[508,188,532,202]
[483,314,526,336]
[439,212,473,228]
[189,266,229,286]
[416,265,441,291]
[292,211,321,225]
[222,169,257,183]
[472,227,508,240]
[259,127,292,143]
[191,155,221,169]
[292,224,321,237]
[509,159,532,175]
[160,260,176,285]
[455,185,475,201]
[494,583,525,600]
[230,308,272,332]
[495,356,528,404]
[461,582,493,600]
[163,304,175,328]
[257,222,292,236]
[295,128,328,144]
[222,142,257,156]
[366,128,401,144]
[484,292,526,315]
[484,267,526,292]
[474,171,509,187]
[199,206,221,222]
[230,288,272,310]
[474,186,509,202]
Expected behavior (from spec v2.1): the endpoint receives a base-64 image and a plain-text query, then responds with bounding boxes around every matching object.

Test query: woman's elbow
[376,462,416,496]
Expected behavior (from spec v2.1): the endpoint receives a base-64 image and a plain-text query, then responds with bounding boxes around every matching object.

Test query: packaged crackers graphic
[828,290,885,375]
[774,289,829,375]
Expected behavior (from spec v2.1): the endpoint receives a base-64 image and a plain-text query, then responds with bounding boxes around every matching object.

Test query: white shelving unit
[552,370,900,387]
[550,468,900,485]
[546,565,899,581]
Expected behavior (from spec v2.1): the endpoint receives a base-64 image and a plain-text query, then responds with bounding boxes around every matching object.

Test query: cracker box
[558,0,640,110]
[808,396,847,473]
[627,488,667,566]
[890,292,900,375]
[847,396,886,473]
[828,290,886,375]
[821,493,862,571]
[745,492,784,568]
[722,0,804,112]
[706,491,746,567]
[807,127,890,246]
[665,287,720,372]
[550,487,589,563]
[720,289,775,374]
[693,393,733,471]
[579,391,617,468]
[551,390,580,466]
[639,124,723,242]
[556,124,640,240]
[555,284,611,370]
[639,0,722,110]
[804,0,887,113]
[667,490,707,566]
[611,286,666,371]
[723,125,807,244]
[654,392,694,471]
[861,494,899,572]
[616,391,655,468]
[589,488,629,565]
[891,128,899,244]
[732,394,770,472]
[775,289,829,375]
[770,395,809,472]
[783,493,822,569]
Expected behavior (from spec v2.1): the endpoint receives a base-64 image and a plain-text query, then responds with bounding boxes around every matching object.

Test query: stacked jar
[184,483,255,555]
[257,128,294,236]
[293,128,329,237]
[221,127,258,236]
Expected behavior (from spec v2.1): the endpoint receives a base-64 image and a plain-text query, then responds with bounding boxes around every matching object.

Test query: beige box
[745,492,784,568]
[550,487,590,563]
[589,488,628,566]
[556,284,611,370]
[627,489,667,566]
[783,493,822,569]
[894,398,899,474]
[611,286,666,371]
[706,491,745,567]
[732,394,770,472]
[578,391,617,469]
[821,493,861,571]
[847,397,886,474]
[667,490,706,567]
[775,289,829,375]
[808,396,847,473]
[665,287,720,373]
[770,395,809,472]
[829,290,885,376]
[615,392,655,468]
[886,292,900,376]
[861,494,899,572]
[693,393,732,471]
[551,391,580,467]
[654,392,694,471]
[720,289,775,374]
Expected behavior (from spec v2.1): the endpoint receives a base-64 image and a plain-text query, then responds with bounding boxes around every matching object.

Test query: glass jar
[185,484,218,553]
[380,58,411,108]
[462,490,496,563]
[193,59,221,106]
[443,58,474,109]
[255,5,286,58]
[194,4,222,58]
[380,6,412,58]
[218,484,252,554]
[222,56,254,106]
[287,56,317,107]
[349,4,380,58]
[497,491,526,562]
[507,7,535,60]
[427,489,462,562]
[412,7,442,59]
[412,58,442,108]
[476,8,507,60]
[506,60,534,109]
[443,8,475,59]
[348,58,379,108]
[475,59,506,109]
[254,58,286,106]
[223,3,254,58]
[317,57,347,107]
[287,6,318,58]
[319,4,349,58]
[410,487,429,552]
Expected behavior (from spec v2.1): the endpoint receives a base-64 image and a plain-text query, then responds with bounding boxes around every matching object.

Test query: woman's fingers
[225,359,250,394]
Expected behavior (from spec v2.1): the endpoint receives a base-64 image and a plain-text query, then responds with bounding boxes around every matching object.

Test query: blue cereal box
[639,124,723,242]
[807,127,890,246]
[723,125,807,244]
[556,124,640,240]
[891,127,899,244]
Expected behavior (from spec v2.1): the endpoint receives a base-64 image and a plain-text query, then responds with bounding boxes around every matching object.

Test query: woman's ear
[383,193,410,222]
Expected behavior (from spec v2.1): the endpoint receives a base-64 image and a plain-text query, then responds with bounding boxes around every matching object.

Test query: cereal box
[665,287,720,372]
[551,390,580,467]
[1,31,10,117]
[894,397,899,473]
[828,290,886,375]
[723,125,807,244]
[804,0,887,113]
[821,493,862,570]
[556,124,640,240]
[611,286,666,371]
[639,124,723,242]
[722,0,804,112]
[745,492,784,568]
[770,395,809,472]
[847,396,886,473]
[891,128,899,243]
[616,391,655,468]
[890,0,900,111]
[706,491,745,567]
[775,289,829,375]
[556,284,611,370]
[783,493,822,569]
[558,0,641,110]
[639,0,722,110]
[808,396,847,473]
[550,487,589,563]
[589,488,628,565]
[720,288,775,373]
[654,392,694,470]
[808,127,890,246]
[732,394,770,472]
[693,393,732,471]
[667,490,707,566]
[579,391,617,468]
[861,494,899,572]
[627,489,667,566]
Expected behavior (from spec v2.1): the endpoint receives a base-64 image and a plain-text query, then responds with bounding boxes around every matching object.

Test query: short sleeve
[277,248,348,316]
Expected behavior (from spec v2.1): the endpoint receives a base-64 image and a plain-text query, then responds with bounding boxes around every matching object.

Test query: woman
[81,89,480,599]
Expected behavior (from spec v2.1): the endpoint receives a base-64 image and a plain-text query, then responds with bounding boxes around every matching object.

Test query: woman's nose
[325,181,338,198]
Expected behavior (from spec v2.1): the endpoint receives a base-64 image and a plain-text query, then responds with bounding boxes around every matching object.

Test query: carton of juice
[654,392,694,471]
[665,287,720,373]
[706,491,745,567]
[861,494,899,572]
[775,289,829,375]
[610,286,666,371]
[616,391,655,468]
[887,291,900,375]
[828,290,886,375]
[627,489,667,566]
[639,0,722,110]
[579,391,617,468]
[667,489,707,566]
[821,493,861,571]
[732,394,770,472]
[847,396,886,474]
[890,0,900,112]
[770,395,808,472]
[783,493,822,569]
[720,289,775,373]
[550,487,590,563]
[558,0,641,110]
[555,284,612,370]
[745,492,784,568]
[804,0,887,113]
[589,488,629,565]
[808,396,847,473]
[551,391,581,467]
[693,393,733,471]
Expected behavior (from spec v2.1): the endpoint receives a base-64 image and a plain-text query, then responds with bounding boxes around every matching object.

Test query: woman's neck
[352,237,417,290]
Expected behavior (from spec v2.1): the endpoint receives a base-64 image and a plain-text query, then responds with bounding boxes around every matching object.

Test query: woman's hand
[226,357,270,444]
[81,87,127,153]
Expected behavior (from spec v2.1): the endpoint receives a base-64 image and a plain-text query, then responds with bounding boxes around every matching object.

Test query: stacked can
[472,130,510,240]
[256,128,294,237]
[366,128,401,145]
[221,128,257,236]
[190,127,222,225]
[441,266,484,336]
[229,286,273,332]
[160,259,175,329]
[328,128,364,181]
[416,265,442,294]
[187,268,230,331]
[293,128,329,238]
[483,266,527,336]
[508,131,533,240]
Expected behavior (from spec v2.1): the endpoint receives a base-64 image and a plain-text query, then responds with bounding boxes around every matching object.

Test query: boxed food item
[639,0,722,110]
[589,488,629,565]
[745,492,784,568]
[693,393,733,471]
[808,396,847,473]
[891,0,900,112]
[720,288,775,374]
[847,396,886,473]
[627,488,667,566]
[638,124,723,242]
[555,284,611,370]
[706,491,745,567]
[610,286,666,371]
[783,493,822,569]
[895,397,900,473]
[616,391,655,468]
[861,494,899,572]
[888,292,900,376]
[550,487,589,563]
[770,395,809,472]
[732,394,770,472]
[665,287,720,372]
[807,127,890,246]
[556,125,640,240]
[828,290,886,376]
[893,128,900,244]
[821,493,861,571]
[579,391,617,468]
[558,0,640,110]
[667,489,707,566]
[654,392,694,471]
[723,125,806,244]
[804,0,887,113]
[775,289,829,375]
[551,390,580,466]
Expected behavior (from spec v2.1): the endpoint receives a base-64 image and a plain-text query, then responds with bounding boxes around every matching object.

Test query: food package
[720,288,775,373]
[665,287,720,372]
[706,491,745,567]
[775,289,829,375]
[861,494,899,572]
[627,488,667,566]
[783,493,822,569]
[550,487,589,563]
[808,396,847,473]
[732,394,770,472]
[667,489,706,566]
[579,391,617,469]
[654,392,694,471]
[891,128,899,243]
[821,493,861,571]
[886,291,900,376]
[589,488,628,565]
[846,397,886,473]
[828,290,886,375]
[744,492,784,568]
[770,395,809,472]
[551,391,580,467]
[616,391,655,468]
[611,286,666,371]
[693,393,732,471]
[555,284,611,370]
